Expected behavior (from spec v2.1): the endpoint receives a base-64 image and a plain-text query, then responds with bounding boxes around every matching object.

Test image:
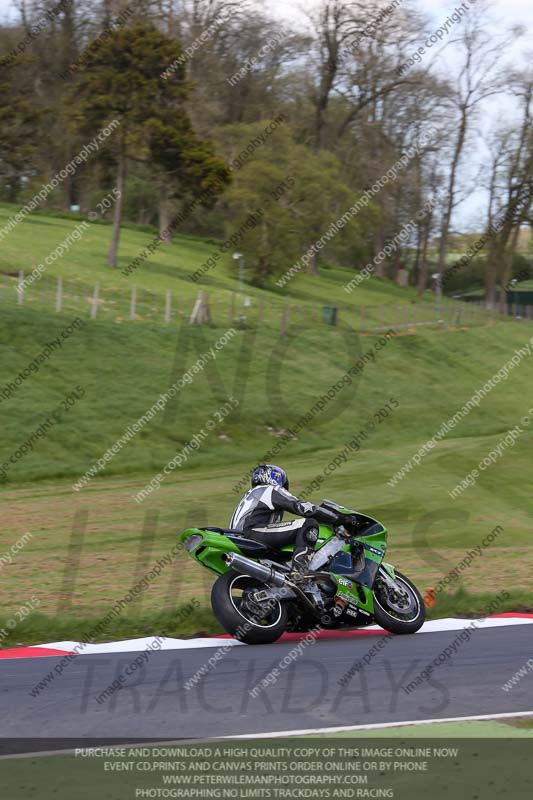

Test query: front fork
[377,562,399,589]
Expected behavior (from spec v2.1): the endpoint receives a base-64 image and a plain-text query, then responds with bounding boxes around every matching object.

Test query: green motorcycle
[180,499,425,644]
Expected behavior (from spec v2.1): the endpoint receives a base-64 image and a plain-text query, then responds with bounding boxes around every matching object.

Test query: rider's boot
[289,527,319,583]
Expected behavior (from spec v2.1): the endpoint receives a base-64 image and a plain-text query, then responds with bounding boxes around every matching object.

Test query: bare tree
[306,0,357,150]
[435,7,519,281]
[484,71,533,307]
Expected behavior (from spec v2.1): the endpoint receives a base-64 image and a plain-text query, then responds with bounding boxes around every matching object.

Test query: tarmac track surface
[1,625,532,750]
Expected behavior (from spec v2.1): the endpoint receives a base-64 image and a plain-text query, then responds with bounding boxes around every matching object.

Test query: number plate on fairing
[337,589,357,603]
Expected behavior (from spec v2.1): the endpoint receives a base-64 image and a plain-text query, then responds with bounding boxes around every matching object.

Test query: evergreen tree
[68,21,229,267]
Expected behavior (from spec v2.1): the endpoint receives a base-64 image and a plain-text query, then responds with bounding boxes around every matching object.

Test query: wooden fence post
[165,289,171,324]
[190,290,211,325]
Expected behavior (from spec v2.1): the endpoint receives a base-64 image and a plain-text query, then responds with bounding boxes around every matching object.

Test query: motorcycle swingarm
[250,586,297,603]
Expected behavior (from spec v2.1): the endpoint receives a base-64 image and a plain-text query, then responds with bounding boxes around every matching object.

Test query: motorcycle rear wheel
[211,570,288,644]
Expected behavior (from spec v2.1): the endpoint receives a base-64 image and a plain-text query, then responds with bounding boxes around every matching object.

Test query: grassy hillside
[1,207,532,642]
[0,202,480,327]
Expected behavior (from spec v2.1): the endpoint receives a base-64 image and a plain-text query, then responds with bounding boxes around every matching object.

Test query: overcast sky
[265,0,533,30]
[1,0,530,25]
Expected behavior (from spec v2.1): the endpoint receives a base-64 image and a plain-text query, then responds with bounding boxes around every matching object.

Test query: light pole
[233,252,244,299]
[233,252,245,325]
[432,271,442,318]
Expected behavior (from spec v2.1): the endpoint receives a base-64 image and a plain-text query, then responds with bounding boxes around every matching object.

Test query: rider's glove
[336,514,347,526]
[337,513,359,529]
[334,524,349,539]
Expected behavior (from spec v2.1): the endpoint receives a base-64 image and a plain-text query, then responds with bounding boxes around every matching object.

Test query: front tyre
[373,569,425,635]
[211,571,288,645]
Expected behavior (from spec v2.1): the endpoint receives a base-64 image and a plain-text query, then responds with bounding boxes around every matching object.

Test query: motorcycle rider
[229,464,345,579]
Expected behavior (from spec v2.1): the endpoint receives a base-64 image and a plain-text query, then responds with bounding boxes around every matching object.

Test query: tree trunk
[498,224,522,304]
[159,184,172,244]
[108,153,126,268]
[373,228,386,278]
[437,110,468,276]
[315,82,333,150]
[412,230,421,288]
[484,242,499,309]
[307,251,320,276]
[391,250,402,282]
[417,222,431,297]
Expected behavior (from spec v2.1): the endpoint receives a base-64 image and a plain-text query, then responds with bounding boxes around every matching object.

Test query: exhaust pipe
[222,552,321,617]
[222,552,288,587]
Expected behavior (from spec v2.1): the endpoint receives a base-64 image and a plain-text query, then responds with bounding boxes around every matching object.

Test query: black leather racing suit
[229,485,339,573]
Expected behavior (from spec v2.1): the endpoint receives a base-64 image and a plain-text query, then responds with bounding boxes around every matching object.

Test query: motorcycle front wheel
[373,569,425,635]
[211,570,288,645]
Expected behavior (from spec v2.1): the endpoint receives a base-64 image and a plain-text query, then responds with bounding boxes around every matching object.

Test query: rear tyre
[373,569,425,635]
[211,570,288,645]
